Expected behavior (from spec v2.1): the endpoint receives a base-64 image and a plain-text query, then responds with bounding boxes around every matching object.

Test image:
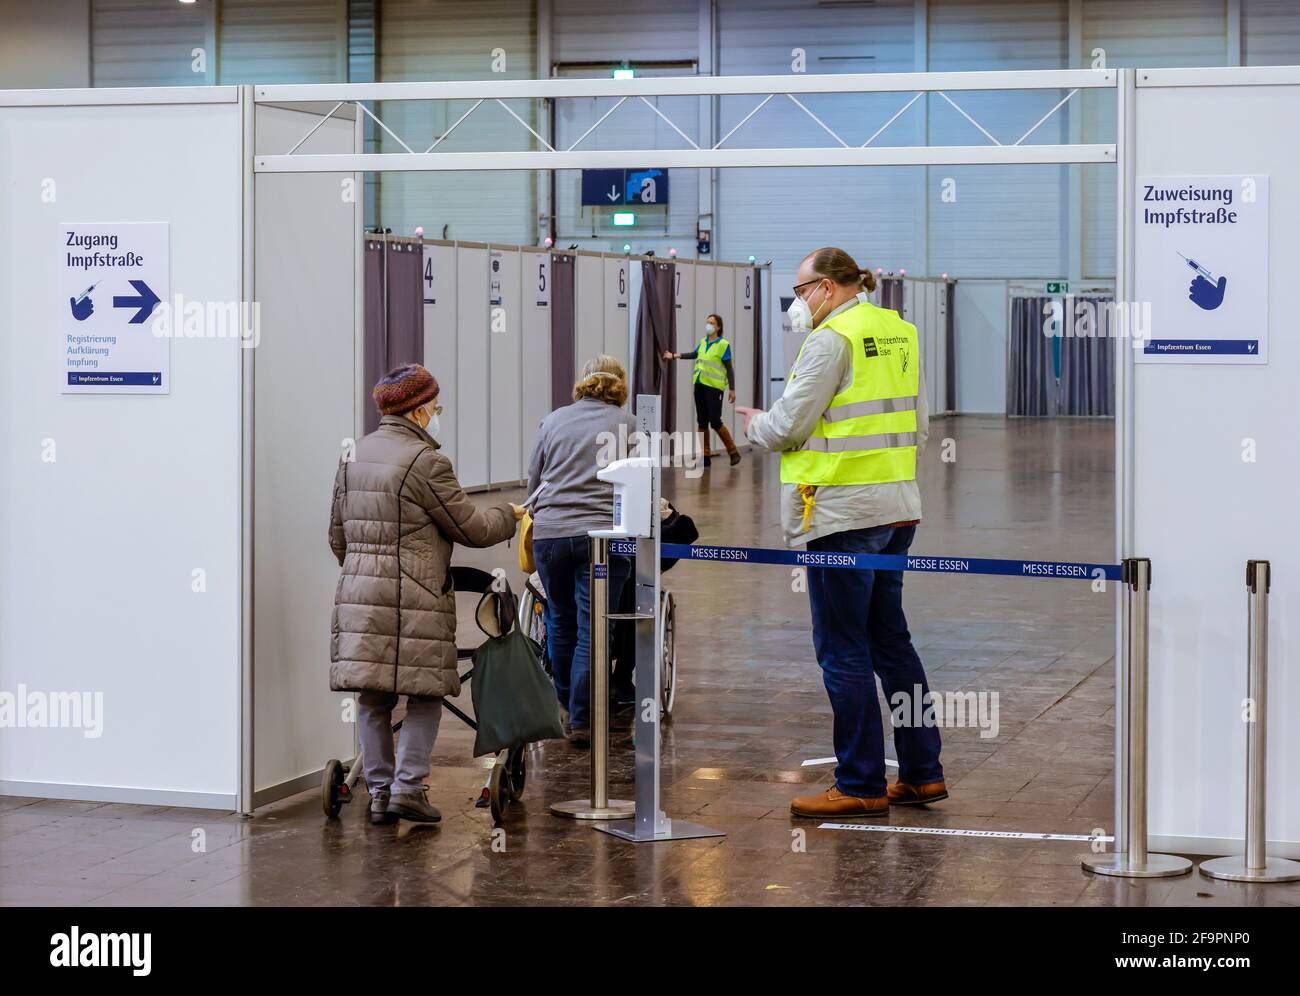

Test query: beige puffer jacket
[328,415,517,698]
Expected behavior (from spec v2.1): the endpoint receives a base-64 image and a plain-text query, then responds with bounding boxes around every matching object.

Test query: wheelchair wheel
[659,590,677,718]
[321,758,346,819]
[506,745,527,802]
[520,577,552,677]
[488,757,509,823]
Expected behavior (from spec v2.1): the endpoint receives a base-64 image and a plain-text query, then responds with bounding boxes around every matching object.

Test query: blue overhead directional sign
[581,168,669,207]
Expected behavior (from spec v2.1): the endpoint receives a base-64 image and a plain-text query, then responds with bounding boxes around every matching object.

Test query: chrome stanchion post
[549,535,634,821]
[1083,557,1191,878]
[1200,561,1300,883]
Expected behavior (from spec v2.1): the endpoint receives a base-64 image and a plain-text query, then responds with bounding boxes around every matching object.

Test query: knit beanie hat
[373,363,439,416]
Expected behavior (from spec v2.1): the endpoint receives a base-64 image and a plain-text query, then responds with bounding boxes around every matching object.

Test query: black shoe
[729,451,741,466]
[611,684,636,709]
[567,728,591,749]
[703,455,713,467]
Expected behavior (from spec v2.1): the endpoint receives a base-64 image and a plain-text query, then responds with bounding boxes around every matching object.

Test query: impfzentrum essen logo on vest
[50,927,151,976]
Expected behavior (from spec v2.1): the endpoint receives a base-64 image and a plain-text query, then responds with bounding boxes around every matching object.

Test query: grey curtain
[550,253,576,410]
[363,237,425,434]
[633,259,676,431]
[943,280,957,414]
[1006,295,1058,417]
[1059,296,1115,416]
[363,239,387,435]
[879,277,905,315]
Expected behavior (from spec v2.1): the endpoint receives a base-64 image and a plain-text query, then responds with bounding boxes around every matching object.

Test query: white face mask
[787,280,827,335]
[425,412,440,439]
[705,323,717,337]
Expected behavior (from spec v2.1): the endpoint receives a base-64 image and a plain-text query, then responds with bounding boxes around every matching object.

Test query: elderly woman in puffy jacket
[329,363,524,825]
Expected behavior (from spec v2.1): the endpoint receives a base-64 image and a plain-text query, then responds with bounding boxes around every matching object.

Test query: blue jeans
[533,535,631,730]
[807,524,944,798]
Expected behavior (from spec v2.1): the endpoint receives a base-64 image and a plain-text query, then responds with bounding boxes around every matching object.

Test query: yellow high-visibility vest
[780,301,920,487]
[692,335,730,391]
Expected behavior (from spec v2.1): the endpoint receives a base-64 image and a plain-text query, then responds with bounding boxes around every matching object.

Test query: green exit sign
[1046,281,1069,294]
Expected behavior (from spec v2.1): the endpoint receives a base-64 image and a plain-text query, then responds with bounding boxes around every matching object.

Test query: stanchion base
[1081,852,1193,878]
[595,817,725,842]
[1199,855,1300,883]
[550,799,635,821]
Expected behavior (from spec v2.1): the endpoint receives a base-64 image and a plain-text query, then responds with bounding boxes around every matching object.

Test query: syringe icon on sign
[1178,251,1228,312]
[1177,251,1214,281]
[69,281,99,321]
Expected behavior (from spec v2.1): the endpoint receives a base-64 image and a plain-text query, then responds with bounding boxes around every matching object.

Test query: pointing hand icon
[1189,274,1227,311]
[70,295,94,321]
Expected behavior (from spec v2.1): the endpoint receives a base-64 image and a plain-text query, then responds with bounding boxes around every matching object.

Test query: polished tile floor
[3,416,1295,906]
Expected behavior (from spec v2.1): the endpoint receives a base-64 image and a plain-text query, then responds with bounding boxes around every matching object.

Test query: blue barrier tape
[609,539,1120,582]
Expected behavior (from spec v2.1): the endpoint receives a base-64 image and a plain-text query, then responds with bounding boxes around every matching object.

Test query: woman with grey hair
[525,355,637,747]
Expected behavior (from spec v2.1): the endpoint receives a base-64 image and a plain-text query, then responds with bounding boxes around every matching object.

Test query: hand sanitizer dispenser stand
[592,396,724,844]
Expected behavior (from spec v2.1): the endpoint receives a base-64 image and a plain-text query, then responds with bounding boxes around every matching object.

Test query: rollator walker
[321,565,530,825]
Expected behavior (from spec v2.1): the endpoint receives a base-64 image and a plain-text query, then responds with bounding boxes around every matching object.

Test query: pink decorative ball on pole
[543,236,554,248]
[414,226,424,238]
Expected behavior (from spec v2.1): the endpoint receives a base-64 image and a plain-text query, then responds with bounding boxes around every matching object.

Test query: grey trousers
[357,691,443,796]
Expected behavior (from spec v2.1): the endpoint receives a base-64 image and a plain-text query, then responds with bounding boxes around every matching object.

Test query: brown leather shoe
[790,785,889,819]
[887,779,949,806]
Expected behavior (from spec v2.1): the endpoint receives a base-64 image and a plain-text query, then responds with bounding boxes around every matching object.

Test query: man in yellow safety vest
[745,247,946,820]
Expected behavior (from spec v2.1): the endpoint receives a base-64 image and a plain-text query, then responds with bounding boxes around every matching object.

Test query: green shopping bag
[470,589,565,757]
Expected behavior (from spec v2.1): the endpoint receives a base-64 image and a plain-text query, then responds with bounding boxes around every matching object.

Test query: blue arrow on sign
[112,279,161,324]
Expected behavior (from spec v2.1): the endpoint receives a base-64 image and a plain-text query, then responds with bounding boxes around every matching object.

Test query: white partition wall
[520,249,551,471]
[731,266,757,439]
[574,252,604,372]
[0,87,245,807]
[714,266,737,431]
[1128,67,1300,857]
[422,243,459,468]
[602,254,631,369]
[488,246,523,486]
[672,259,697,434]
[251,102,360,806]
[455,245,490,489]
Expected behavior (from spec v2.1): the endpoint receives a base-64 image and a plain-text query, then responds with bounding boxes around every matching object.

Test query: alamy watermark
[0,685,104,738]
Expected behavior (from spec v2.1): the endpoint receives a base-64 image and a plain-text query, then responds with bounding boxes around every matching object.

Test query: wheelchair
[519,571,677,719]
[321,565,529,826]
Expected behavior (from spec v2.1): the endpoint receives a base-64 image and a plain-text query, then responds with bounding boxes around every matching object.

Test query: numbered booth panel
[520,250,552,478]
[455,246,489,488]
[574,253,604,374]
[421,243,459,468]
[714,265,737,430]
[488,247,522,485]
[673,259,697,433]
[603,255,631,369]
[732,266,757,438]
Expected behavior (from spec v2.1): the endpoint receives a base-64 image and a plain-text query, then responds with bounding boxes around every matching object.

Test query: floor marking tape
[818,823,1114,843]
[801,756,897,768]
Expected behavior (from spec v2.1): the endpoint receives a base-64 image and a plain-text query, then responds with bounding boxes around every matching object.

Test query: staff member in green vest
[744,247,946,820]
[662,313,741,467]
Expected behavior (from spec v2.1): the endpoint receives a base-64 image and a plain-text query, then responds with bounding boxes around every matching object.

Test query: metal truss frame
[253,68,1117,173]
